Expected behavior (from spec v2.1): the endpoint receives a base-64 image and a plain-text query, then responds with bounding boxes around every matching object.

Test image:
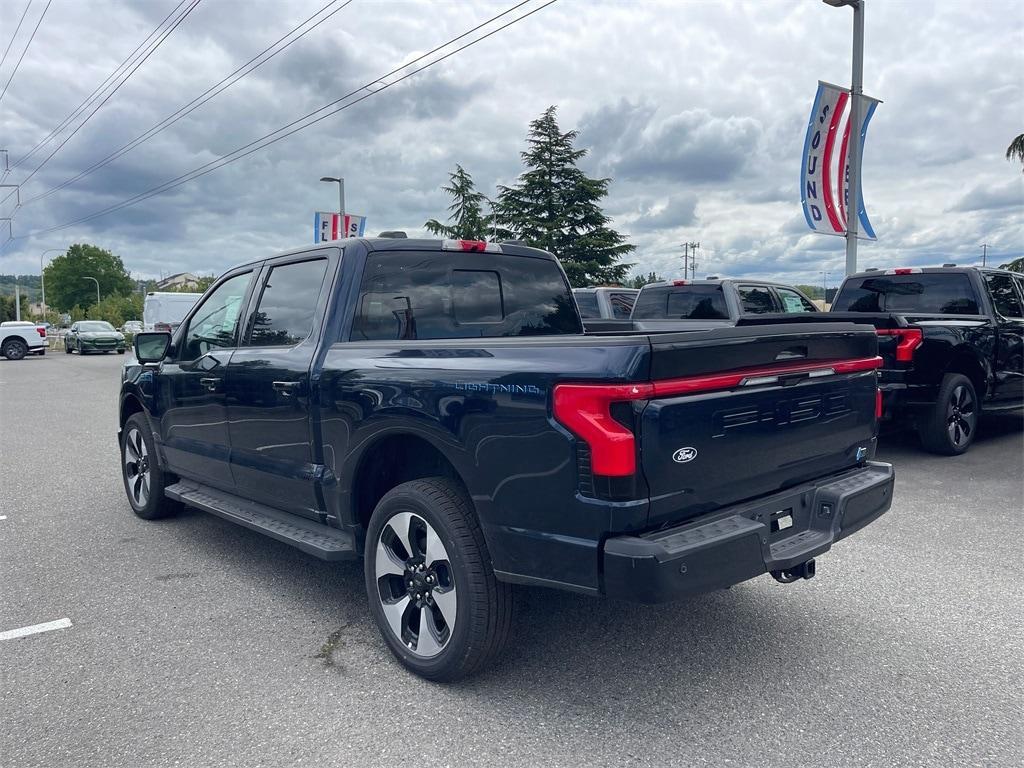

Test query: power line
[10,0,191,174]
[21,0,353,208]
[0,0,51,109]
[1,0,201,209]
[16,0,558,239]
[0,0,33,85]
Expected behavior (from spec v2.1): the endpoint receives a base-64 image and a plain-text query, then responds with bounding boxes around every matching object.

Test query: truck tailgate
[640,323,880,528]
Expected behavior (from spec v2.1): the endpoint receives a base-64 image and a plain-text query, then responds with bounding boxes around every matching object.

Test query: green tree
[794,284,824,300]
[496,106,634,286]
[1006,133,1024,171]
[627,271,664,289]
[0,293,32,322]
[91,293,144,326]
[42,244,133,311]
[1000,256,1024,272]
[424,165,495,240]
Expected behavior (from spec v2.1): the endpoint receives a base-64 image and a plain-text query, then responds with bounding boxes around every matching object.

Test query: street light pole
[824,0,865,276]
[39,248,63,318]
[83,276,100,315]
[320,176,345,238]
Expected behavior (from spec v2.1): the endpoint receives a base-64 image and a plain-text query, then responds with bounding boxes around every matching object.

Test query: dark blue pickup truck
[120,238,894,680]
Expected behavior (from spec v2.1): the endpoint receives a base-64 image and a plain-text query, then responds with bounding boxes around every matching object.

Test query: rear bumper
[602,461,894,603]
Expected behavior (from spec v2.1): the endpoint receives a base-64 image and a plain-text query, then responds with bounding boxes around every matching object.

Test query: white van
[143,292,202,332]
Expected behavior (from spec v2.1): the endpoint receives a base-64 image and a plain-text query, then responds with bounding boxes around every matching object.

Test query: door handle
[199,377,221,392]
[272,381,301,396]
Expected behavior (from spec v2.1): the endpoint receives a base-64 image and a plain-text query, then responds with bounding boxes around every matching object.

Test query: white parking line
[0,618,73,641]
[0,515,7,520]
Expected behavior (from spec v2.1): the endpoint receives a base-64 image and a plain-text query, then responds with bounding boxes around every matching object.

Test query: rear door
[225,251,334,518]
[639,323,879,528]
[157,268,257,488]
[981,272,1024,403]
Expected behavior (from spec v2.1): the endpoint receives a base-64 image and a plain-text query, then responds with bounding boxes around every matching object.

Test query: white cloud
[0,0,1020,288]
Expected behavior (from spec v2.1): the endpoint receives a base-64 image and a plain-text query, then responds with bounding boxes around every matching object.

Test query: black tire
[120,412,180,520]
[77,341,84,355]
[117,348,125,354]
[64,341,72,354]
[364,477,513,682]
[919,373,978,455]
[1,338,29,360]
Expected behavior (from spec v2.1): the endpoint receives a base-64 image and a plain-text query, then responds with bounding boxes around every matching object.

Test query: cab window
[180,271,253,360]
[737,285,777,314]
[247,259,329,346]
[984,273,1023,319]
[775,287,817,313]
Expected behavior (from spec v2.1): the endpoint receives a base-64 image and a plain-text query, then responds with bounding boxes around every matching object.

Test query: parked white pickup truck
[0,321,48,360]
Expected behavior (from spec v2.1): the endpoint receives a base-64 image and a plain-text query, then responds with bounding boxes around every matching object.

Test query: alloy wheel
[946,384,976,448]
[123,427,151,508]
[374,511,457,658]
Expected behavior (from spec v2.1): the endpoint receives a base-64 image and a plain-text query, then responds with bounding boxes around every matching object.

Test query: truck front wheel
[364,477,512,682]
[120,412,180,520]
[919,373,978,455]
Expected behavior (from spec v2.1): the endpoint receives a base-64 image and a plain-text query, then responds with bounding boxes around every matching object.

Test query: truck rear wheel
[919,373,978,455]
[364,477,512,682]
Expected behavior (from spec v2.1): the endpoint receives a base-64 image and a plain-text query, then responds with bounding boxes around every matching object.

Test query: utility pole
[979,243,989,266]
[689,242,700,277]
[14,283,20,321]
[681,243,689,279]
[821,270,830,303]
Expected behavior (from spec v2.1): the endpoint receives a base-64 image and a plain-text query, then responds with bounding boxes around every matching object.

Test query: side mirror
[134,332,171,363]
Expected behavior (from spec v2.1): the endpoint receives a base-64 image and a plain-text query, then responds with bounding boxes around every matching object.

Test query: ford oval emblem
[673,447,698,463]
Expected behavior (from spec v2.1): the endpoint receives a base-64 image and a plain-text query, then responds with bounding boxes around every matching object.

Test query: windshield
[631,285,729,320]
[79,322,116,332]
[833,273,980,314]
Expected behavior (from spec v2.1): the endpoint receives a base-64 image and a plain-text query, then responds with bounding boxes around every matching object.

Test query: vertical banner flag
[801,81,879,239]
[314,212,367,242]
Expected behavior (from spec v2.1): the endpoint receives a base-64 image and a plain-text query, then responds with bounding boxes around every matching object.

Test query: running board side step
[164,481,356,561]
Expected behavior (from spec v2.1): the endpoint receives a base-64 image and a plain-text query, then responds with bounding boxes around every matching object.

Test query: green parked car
[65,321,127,355]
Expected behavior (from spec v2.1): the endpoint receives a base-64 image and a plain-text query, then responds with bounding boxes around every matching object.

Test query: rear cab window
[573,291,600,319]
[632,285,729,320]
[833,273,980,314]
[608,292,635,319]
[351,250,582,340]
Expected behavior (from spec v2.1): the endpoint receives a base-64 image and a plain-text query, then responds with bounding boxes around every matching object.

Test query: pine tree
[496,106,634,286]
[424,165,494,240]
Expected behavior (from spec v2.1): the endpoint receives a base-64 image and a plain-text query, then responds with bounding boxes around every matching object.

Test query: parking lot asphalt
[1,351,1021,767]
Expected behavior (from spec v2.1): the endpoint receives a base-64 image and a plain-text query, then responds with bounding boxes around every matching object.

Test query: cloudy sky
[0,0,1021,286]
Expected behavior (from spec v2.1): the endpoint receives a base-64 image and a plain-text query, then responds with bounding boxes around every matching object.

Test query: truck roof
[227,238,559,272]
[846,265,1023,279]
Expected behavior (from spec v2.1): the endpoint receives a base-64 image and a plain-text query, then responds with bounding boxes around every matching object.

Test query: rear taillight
[875,388,883,419]
[672,279,688,286]
[877,328,923,362]
[36,327,46,338]
[885,267,922,275]
[553,383,652,476]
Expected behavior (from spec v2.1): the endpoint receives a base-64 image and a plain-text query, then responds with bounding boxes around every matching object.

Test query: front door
[157,269,256,489]
[982,272,1024,404]
[226,253,333,518]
